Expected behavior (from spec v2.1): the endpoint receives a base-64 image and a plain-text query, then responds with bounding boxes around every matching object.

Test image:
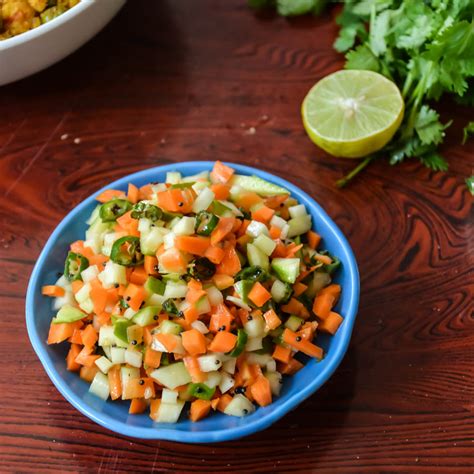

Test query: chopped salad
[43,162,344,423]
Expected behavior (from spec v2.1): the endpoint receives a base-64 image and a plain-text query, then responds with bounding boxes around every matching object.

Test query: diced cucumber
[285,315,304,332]
[271,258,300,284]
[140,227,166,256]
[253,234,276,256]
[203,371,222,388]
[158,320,183,335]
[198,354,223,372]
[154,400,186,423]
[86,205,101,225]
[80,265,99,283]
[173,216,196,236]
[89,372,110,401]
[265,371,283,396]
[270,215,287,229]
[245,336,263,351]
[98,261,127,288]
[163,231,176,250]
[192,187,215,213]
[231,175,289,196]
[145,276,166,296]
[288,204,307,218]
[191,320,209,334]
[266,359,277,372]
[95,356,113,374]
[244,313,265,338]
[75,283,91,304]
[124,348,143,368]
[101,232,117,257]
[224,394,255,417]
[132,306,161,327]
[233,279,254,303]
[79,298,94,314]
[53,305,86,324]
[113,318,133,343]
[247,243,269,270]
[219,372,235,394]
[226,295,252,311]
[123,307,137,320]
[110,347,126,364]
[246,220,269,238]
[205,286,223,306]
[126,324,143,344]
[161,388,179,404]
[150,362,191,389]
[246,353,272,366]
[166,171,181,184]
[305,272,331,299]
[287,215,312,238]
[98,326,115,347]
[195,295,211,315]
[223,357,237,374]
[164,280,188,299]
[271,279,293,303]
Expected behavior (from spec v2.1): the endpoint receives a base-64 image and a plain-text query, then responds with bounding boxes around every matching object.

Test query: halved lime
[302,70,404,158]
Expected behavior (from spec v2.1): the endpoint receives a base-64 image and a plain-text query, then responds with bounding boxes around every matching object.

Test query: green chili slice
[99,199,132,222]
[162,298,181,316]
[64,251,89,281]
[110,236,144,267]
[195,211,219,236]
[189,257,216,280]
[313,250,341,275]
[130,202,163,221]
[187,383,215,400]
[234,265,269,283]
[228,329,248,357]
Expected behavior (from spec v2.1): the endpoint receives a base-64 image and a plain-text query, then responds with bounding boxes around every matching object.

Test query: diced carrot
[68,328,83,345]
[307,231,321,250]
[318,311,343,335]
[71,280,84,294]
[210,161,235,184]
[293,282,308,297]
[183,305,199,325]
[66,344,82,371]
[129,398,147,414]
[80,365,99,382]
[210,183,231,200]
[247,282,271,307]
[232,218,242,233]
[175,235,211,257]
[272,345,291,363]
[233,192,262,211]
[47,320,83,344]
[75,345,100,367]
[312,253,332,265]
[190,399,212,422]
[236,234,251,249]
[278,357,304,375]
[312,293,335,320]
[70,240,85,253]
[212,274,234,290]
[318,284,341,303]
[181,329,207,356]
[286,243,303,258]
[144,256,159,276]
[41,285,65,297]
[156,188,195,213]
[123,283,146,311]
[251,205,275,224]
[269,226,281,239]
[237,307,250,326]
[237,219,250,237]
[89,279,108,315]
[282,328,323,360]
[96,189,126,203]
[186,279,206,304]
[82,324,98,348]
[116,211,140,237]
[217,394,233,412]
[127,183,139,204]
[264,194,288,209]
[149,399,161,420]
[129,266,148,285]
[263,309,281,330]
[210,398,220,410]
[183,356,206,383]
[205,245,225,264]
[123,378,156,400]
[298,321,318,341]
[139,184,154,200]
[208,331,237,353]
[159,248,189,273]
[281,298,306,317]
[88,254,109,267]
[216,243,241,276]
[249,375,272,407]
[271,242,287,258]
[108,365,122,400]
[209,304,233,332]
[210,217,235,246]
[153,333,178,352]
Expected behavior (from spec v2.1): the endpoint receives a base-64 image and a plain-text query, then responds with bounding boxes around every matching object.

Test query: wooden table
[1,1,473,472]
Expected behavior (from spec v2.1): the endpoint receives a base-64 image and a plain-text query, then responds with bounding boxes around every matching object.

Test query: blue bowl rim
[26,161,360,443]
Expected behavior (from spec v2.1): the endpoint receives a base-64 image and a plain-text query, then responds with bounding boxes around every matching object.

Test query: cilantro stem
[336,156,375,188]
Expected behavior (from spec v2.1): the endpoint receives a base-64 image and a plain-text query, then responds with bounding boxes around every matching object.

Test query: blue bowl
[26,161,359,443]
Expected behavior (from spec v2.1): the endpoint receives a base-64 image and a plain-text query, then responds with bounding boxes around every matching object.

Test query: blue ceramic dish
[26,161,359,443]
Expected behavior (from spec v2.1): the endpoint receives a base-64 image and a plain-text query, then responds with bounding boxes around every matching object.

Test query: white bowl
[0,0,126,86]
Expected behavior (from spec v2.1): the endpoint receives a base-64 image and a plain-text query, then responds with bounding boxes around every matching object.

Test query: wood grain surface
[0,1,473,472]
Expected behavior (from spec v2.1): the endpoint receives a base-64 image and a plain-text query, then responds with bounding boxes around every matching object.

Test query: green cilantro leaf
[414,105,450,146]
[345,44,380,72]
[466,176,474,195]
[276,0,315,16]
[462,122,474,144]
[419,153,449,172]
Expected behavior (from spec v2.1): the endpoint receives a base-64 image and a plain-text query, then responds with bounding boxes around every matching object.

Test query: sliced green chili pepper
[238,207,251,220]
[195,211,219,236]
[99,199,132,222]
[162,298,180,316]
[235,265,269,283]
[110,236,144,267]
[130,202,163,221]
[187,383,215,400]
[211,200,231,216]
[64,251,89,281]
[228,329,248,357]
[160,353,170,366]
[189,257,216,280]
[119,298,130,310]
[313,250,341,275]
